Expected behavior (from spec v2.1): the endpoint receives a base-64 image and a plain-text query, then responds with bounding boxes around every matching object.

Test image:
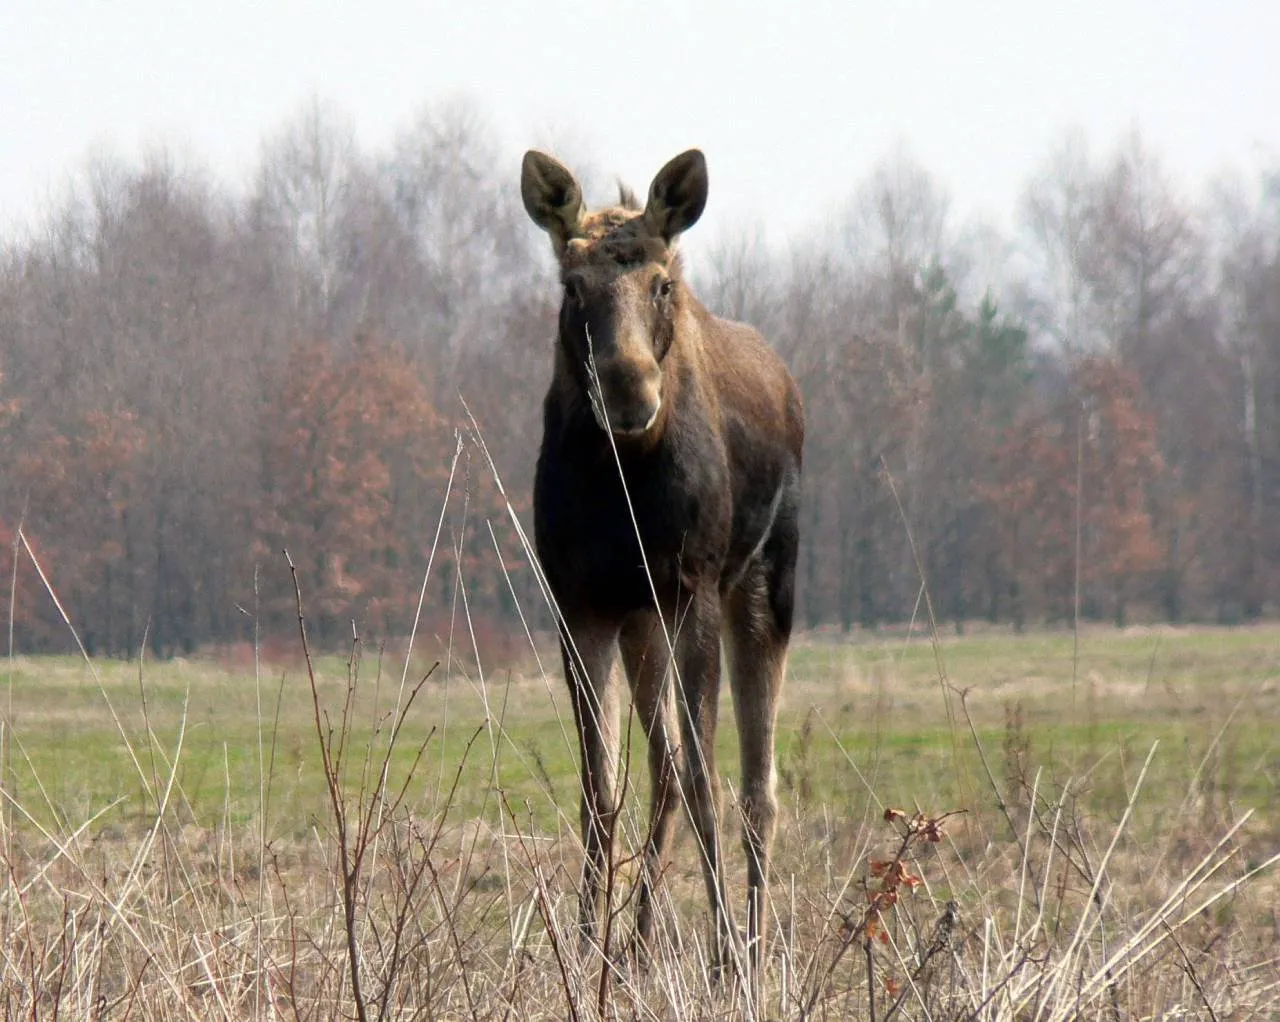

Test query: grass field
[2,621,1278,1019]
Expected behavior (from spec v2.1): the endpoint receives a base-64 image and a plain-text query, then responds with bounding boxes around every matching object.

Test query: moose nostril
[610,393,662,435]
[609,384,665,432]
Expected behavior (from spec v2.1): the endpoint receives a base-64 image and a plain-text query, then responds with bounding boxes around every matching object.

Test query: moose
[520,147,804,979]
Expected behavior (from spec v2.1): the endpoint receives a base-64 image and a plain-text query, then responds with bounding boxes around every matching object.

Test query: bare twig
[285,548,369,1022]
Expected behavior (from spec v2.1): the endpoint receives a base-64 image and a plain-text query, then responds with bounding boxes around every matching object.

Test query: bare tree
[1019,128,1102,356]
[254,97,361,332]
[383,96,533,366]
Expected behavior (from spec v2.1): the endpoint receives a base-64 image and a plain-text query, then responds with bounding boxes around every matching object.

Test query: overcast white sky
[2,0,1277,249]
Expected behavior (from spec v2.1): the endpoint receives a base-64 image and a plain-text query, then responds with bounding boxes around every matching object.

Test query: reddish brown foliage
[981,357,1163,623]
[256,334,451,638]
[9,408,149,653]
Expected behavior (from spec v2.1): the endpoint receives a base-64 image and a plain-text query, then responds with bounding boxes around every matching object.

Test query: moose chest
[533,425,731,618]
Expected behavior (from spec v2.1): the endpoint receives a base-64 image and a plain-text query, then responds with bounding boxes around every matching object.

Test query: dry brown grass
[3,617,1278,1020]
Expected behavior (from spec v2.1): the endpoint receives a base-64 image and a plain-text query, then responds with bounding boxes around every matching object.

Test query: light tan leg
[672,586,736,976]
[619,611,682,964]
[725,549,795,987]
[559,617,621,948]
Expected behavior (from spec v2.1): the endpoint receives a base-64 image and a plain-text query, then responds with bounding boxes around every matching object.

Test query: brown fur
[520,148,804,984]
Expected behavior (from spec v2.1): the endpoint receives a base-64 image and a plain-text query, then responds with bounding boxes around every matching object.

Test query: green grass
[4,622,1277,846]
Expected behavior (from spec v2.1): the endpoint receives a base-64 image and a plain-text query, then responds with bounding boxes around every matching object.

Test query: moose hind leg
[560,619,622,950]
[725,523,797,980]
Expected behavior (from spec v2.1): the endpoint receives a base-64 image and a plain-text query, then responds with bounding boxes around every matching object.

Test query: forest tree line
[2,98,1279,656]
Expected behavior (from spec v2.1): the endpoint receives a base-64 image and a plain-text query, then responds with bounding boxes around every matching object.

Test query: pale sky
[2,0,1277,253]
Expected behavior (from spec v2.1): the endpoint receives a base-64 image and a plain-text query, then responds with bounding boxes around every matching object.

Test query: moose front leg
[672,587,737,977]
[559,617,621,951]
[619,611,682,967]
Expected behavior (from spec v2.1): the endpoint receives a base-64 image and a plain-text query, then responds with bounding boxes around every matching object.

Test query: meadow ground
[1,621,1278,1019]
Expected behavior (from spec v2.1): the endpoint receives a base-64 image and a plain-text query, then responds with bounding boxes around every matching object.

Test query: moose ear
[643,149,708,242]
[521,150,585,252]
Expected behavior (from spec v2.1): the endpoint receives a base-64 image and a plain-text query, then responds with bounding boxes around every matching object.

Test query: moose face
[520,149,708,437]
